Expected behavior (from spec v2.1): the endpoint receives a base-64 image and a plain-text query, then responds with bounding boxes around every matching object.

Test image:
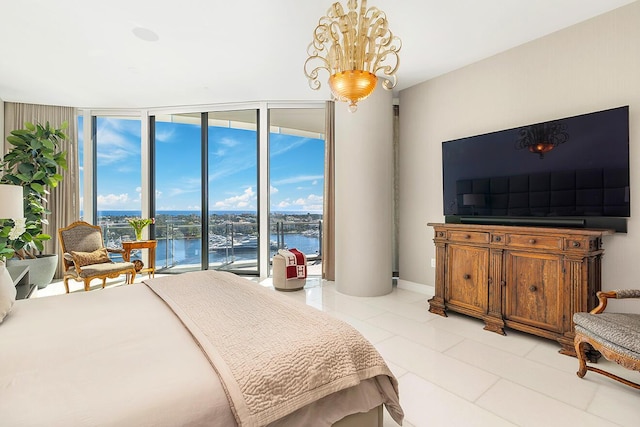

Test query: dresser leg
[427,296,447,317]
[483,320,506,336]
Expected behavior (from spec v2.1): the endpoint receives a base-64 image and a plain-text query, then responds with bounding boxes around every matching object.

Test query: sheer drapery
[4,103,79,279]
[322,101,335,280]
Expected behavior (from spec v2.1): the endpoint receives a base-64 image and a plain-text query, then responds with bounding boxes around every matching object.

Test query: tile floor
[36,274,640,427]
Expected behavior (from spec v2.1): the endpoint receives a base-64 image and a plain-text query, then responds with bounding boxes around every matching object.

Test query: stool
[272,252,306,291]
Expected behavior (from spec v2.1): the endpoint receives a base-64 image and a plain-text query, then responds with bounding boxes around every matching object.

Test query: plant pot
[7,254,58,289]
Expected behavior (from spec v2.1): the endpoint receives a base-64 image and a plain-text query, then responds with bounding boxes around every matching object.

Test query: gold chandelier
[304,0,401,112]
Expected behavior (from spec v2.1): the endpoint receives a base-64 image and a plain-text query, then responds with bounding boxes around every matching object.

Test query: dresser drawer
[505,233,563,250]
[563,237,593,251]
[447,230,490,244]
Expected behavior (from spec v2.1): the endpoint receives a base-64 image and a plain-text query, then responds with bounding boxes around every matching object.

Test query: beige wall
[335,83,394,296]
[398,1,640,296]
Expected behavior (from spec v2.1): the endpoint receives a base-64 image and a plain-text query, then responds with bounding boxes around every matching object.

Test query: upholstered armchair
[574,290,640,389]
[58,221,137,293]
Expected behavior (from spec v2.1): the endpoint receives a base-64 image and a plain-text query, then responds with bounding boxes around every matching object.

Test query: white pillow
[0,262,17,323]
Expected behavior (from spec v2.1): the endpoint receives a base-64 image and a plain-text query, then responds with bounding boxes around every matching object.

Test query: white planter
[7,254,58,289]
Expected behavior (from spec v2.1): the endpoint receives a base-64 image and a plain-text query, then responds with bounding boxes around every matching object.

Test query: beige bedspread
[144,270,404,427]
[0,283,236,427]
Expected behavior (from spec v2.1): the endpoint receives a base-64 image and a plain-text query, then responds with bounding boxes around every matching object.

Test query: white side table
[8,265,36,299]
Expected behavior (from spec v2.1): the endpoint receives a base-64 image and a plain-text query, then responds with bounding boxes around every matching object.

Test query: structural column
[334,84,394,296]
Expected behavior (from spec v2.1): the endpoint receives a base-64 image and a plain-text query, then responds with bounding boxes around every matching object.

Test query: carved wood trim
[574,332,640,389]
[427,223,612,355]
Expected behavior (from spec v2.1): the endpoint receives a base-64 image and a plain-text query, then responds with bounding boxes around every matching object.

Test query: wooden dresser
[427,222,614,356]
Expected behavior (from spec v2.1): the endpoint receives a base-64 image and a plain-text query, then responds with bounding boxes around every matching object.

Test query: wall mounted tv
[442,106,630,232]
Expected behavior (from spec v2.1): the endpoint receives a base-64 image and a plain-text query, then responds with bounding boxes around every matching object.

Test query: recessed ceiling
[0,0,635,109]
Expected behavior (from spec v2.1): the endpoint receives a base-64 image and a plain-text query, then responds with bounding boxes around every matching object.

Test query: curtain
[322,101,335,280]
[4,103,79,279]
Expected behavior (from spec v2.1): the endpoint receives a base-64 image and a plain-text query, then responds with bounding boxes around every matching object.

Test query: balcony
[99,214,322,275]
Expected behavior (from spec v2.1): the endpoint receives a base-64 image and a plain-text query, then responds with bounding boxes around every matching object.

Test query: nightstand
[8,265,36,300]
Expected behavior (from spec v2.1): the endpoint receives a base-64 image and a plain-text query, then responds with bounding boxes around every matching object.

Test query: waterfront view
[82,111,326,276]
[97,210,322,273]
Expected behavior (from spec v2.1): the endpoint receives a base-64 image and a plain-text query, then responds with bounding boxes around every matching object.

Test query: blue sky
[79,117,325,213]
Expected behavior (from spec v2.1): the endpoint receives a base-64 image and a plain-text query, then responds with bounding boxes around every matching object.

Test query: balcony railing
[99,217,322,271]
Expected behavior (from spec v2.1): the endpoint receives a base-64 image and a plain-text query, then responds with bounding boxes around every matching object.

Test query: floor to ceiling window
[94,116,142,247]
[268,108,325,275]
[83,102,326,277]
[153,113,203,272]
[207,110,259,274]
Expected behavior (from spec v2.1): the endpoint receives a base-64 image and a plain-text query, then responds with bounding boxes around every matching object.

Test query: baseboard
[397,279,434,296]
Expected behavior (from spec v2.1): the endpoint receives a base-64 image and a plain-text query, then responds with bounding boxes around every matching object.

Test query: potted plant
[0,121,68,288]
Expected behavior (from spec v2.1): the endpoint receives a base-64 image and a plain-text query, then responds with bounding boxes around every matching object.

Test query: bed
[0,270,404,426]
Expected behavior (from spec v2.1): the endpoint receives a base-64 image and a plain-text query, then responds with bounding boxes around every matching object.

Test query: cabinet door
[445,244,489,315]
[504,251,563,332]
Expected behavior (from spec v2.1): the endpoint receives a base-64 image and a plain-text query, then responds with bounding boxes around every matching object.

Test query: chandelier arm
[304,55,332,90]
[327,20,347,72]
[372,50,400,80]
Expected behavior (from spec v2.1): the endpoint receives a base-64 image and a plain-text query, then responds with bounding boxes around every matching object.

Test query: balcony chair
[58,221,137,293]
[574,289,640,389]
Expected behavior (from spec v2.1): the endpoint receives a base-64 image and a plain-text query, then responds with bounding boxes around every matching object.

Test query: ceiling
[0,0,635,110]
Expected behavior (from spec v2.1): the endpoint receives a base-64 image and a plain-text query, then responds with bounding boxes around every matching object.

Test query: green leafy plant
[0,121,68,259]
[128,217,155,241]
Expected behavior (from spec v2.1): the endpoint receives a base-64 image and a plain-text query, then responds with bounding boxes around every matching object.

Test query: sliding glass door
[268,108,325,276]
[207,110,259,274]
[153,113,203,272]
[131,103,327,277]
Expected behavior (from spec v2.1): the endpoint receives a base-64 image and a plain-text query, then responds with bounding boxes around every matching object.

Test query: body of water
[127,234,320,269]
[99,210,321,269]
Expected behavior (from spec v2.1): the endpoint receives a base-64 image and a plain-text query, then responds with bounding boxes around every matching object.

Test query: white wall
[399,1,640,296]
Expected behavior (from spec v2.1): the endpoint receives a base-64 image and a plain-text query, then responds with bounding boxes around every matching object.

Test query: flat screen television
[442,106,630,232]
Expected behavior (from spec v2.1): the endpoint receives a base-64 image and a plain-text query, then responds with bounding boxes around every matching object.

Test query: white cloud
[97,193,133,209]
[169,187,199,196]
[270,185,279,194]
[291,194,323,212]
[95,119,140,164]
[163,177,201,197]
[270,135,310,157]
[97,147,131,164]
[213,186,256,210]
[155,128,175,143]
[220,137,240,147]
[272,175,323,186]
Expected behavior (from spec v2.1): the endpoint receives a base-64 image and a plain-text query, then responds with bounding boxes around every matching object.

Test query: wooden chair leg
[84,279,91,291]
[574,336,589,378]
[63,278,70,294]
[102,278,107,289]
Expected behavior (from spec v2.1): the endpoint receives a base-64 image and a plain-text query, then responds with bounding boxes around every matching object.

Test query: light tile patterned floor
[37,274,640,427]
